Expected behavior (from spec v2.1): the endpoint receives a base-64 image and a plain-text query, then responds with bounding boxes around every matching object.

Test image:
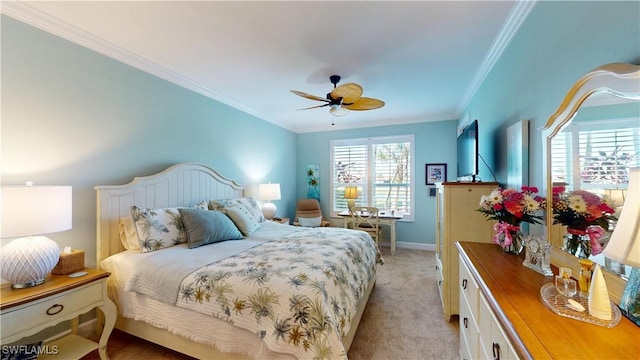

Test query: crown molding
[456,0,537,116]
[0,1,279,127]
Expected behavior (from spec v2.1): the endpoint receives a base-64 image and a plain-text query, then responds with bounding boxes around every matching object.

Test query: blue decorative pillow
[178,208,243,248]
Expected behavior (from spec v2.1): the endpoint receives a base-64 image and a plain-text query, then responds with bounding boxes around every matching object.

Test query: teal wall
[1,15,297,267]
[573,102,640,122]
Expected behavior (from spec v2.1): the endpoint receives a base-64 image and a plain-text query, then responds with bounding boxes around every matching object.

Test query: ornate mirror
[541,63,640,302]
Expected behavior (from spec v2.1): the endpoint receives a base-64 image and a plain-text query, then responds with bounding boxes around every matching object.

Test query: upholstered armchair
[293,199,331,227]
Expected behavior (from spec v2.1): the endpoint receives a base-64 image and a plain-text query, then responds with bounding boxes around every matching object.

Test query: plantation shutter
[372,142,411,212]
[553,119,639,190]
[333,143,368,209]
[330,135,414,219]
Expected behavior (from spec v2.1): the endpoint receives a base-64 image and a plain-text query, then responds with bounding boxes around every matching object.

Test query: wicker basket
[52,250,85,275]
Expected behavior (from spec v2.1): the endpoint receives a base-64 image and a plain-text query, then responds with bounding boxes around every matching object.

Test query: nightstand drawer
[1,282,102,340]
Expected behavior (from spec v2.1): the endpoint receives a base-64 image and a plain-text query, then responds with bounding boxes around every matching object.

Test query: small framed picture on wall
[425,163,447,185]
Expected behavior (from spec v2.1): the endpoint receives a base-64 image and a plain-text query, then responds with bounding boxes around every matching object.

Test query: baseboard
[380,241,435,252]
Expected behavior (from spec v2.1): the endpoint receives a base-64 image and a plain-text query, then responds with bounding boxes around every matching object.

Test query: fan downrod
[329,75,341,87]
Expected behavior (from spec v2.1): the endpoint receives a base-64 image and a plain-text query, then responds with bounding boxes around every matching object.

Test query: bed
[95,162,380,359]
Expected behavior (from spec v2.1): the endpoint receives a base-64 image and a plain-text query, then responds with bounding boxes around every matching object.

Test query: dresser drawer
[436,259,444,307]
[459,293,479,360]
[1,282,103,340]
[479,293,518,360]
[459,255,479,325]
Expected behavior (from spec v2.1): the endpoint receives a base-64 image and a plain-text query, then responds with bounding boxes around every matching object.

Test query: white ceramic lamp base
[0,236,61,289]
[262,202,277,221]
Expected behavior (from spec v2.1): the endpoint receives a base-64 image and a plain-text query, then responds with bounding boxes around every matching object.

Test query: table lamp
[345,186,358,211]
[602,165,640,326]
[1,183,72,288]
[259,183,281,220]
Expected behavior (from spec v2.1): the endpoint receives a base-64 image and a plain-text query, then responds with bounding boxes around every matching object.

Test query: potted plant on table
[478,186,544,255]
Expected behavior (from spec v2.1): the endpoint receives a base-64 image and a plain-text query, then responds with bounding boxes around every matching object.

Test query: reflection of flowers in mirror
[552,187,617,257]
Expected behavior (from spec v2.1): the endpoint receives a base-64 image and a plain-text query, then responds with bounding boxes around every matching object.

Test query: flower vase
[493,222,524,255]
[564,227,604,259]
[564,233,588,258]
[502,229,524,255]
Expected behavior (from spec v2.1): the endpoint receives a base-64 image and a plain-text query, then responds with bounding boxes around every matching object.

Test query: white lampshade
[603,166,640,326]
[259,183,281,201]
[259,183,281,220]
[1,184,72,288]
[603,166,640,268]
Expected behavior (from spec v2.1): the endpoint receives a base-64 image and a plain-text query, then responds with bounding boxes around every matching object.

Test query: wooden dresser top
[457,241,640,360]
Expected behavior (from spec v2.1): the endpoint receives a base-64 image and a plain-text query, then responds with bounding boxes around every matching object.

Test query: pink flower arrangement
[478,186,544,249]
[552,186,616,257]
[478,186,544,226]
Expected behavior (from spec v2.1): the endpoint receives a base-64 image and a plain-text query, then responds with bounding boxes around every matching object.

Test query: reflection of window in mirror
[551,117,639,193]
[550,99,640,278]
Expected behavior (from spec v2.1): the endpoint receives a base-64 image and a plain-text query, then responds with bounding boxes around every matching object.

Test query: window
[330,135,414,220]
[551,118,639,192]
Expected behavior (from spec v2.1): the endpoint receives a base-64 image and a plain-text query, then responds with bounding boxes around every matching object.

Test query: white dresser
[459,251,517,359]
[456,241,640,359]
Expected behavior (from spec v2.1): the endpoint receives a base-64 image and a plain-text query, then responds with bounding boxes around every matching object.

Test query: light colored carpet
[347,248,459,360]
[82,248,459,359]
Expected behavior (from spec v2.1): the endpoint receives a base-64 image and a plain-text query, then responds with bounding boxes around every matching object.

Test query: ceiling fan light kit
[330,104,349,117]
[291,75,385,122]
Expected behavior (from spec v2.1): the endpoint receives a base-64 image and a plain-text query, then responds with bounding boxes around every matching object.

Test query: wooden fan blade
[330,83,363,104]
[291,90,329,102]
[297,103,329,111]
[344,97,385,111]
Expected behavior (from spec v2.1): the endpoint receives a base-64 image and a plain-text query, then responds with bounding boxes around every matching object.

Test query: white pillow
[129,201,208,253]
[224,204,260,236]
[239,197,266,223]
[118,216,140,250]
[130,206,186,252]
[209,197,266,223]
[298,216,323,227]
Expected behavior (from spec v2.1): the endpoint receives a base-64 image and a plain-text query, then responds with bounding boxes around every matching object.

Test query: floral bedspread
[174,227,382,359]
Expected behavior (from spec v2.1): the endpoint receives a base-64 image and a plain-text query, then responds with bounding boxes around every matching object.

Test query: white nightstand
[1,268,117,360]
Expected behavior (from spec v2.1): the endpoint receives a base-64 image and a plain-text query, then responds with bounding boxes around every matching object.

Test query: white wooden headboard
[94,162,244,266]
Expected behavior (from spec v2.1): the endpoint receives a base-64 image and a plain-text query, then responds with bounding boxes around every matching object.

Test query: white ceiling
[2,1,536,133]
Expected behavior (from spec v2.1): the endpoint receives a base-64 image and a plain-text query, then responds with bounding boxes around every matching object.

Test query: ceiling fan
[291,75,385,117]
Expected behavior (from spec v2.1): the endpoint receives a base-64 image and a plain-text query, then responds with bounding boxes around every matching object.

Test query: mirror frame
[540,62,640,303]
